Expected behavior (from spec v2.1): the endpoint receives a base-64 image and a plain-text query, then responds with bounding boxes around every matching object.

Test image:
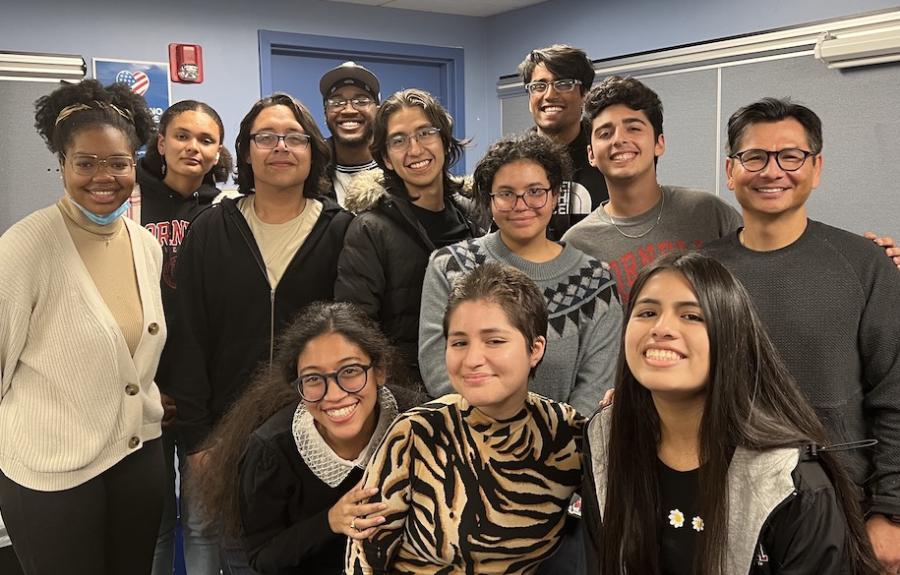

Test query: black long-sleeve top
[239,404,359,575]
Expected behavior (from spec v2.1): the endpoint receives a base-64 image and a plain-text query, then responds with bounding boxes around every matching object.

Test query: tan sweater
[0,203,166,491]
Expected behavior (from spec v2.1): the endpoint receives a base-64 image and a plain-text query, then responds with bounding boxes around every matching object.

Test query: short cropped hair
[584,76,664,140]
[518,45,595,93]
[726,97,823,155]
[443,263,548,378]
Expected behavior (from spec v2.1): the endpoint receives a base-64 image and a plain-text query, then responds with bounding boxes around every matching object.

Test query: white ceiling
[326,0,548,18]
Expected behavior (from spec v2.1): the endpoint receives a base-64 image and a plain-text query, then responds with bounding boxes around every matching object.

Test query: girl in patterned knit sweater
[419,132,623,418]
[347,264,584,574]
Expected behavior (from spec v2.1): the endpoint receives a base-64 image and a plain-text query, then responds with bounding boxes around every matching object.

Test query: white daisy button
[668,509,685,528]
[692,516,705,532]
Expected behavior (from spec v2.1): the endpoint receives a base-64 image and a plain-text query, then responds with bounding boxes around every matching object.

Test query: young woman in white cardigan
[0,79,166,575]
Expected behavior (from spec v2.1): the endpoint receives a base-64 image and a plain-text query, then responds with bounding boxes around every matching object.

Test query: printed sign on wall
[93,58,171,124]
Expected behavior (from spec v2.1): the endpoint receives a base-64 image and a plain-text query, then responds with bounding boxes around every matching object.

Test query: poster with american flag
[92,58,171,124]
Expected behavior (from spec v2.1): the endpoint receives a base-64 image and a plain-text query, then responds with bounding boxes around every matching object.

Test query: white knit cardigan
[0,204,166,491]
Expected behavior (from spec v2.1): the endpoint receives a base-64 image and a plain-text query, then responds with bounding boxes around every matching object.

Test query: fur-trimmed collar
[343,167,476,214]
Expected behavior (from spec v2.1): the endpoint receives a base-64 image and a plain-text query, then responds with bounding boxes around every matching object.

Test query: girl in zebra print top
[347,263,584,574]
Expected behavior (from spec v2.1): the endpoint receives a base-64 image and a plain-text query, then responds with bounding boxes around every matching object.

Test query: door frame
[258,30,465,141]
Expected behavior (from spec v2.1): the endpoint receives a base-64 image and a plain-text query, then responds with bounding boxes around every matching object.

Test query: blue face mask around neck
[70,197,131,226]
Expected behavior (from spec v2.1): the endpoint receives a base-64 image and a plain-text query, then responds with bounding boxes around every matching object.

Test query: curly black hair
[472,132,572,216]
[34,79,154,159]
[584,76,664,139]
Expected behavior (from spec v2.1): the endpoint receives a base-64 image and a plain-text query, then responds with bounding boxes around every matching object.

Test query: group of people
[0,41,898,575]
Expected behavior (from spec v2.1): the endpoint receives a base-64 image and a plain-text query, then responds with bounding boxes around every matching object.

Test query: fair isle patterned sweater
[418,232,623,416]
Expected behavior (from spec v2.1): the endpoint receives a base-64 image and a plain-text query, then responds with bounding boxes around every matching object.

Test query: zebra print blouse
[346,392,585,574]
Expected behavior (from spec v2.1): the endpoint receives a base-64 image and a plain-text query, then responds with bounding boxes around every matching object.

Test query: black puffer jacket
[334,169,481,383]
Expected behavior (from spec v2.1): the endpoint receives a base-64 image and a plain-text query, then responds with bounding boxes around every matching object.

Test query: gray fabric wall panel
[0,81,62,234]
[638,70,720,198]
[720,56,900,239]
[500,92,533,136]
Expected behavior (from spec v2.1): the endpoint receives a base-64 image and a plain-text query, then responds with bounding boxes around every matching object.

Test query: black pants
[0,438,164,575]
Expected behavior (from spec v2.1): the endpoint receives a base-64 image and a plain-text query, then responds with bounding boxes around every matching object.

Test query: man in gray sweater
[704,97,900,570]
[561,77,742,304]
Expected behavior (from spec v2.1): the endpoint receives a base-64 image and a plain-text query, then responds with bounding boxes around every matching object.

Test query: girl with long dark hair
[582,251,879,574]
[192,301,420,574]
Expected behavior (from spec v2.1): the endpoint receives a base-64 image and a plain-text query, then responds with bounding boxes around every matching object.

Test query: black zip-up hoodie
[169,195,353,452]
[133,160,220,394]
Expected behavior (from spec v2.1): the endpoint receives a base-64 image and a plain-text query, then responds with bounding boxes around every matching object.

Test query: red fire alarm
[168,43,204,83]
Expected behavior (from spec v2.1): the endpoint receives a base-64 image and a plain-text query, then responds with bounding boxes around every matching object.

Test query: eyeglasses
[729,148,815,172]
[66,154,135,177]
[294,363,372,403]
[524,79,582,95]
[387,126,441,152]
[325,97,375,110]
[250,132,311,150]
[490,187,551,211]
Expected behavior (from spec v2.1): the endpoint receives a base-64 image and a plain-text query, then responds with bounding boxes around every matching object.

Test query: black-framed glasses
[387,127,441,152]
[490,187,551,211]
[325,97,375,110]
[66,154,135,177]
[729,148,815,172]
[524,79,582,95]
[251,132,311,150]
[294,363,372,403]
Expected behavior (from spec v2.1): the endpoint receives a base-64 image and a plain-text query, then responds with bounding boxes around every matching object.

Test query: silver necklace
[602,188,666,239]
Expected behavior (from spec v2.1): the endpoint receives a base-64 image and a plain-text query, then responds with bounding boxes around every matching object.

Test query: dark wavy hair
[192,301,408,537]
[370,88,465,201]
[234,93,331,196]
[727,96,823,155]
[472,132,572,217]
[141,100,232,187]
[34,79,154,159]
[518,44,595,94]
[443,263,548,377]
[584,76,664,140]
[597,251,878,574]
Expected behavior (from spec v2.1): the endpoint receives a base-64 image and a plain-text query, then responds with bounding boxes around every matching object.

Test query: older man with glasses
[518,44,609,238]
[704,97,900,572]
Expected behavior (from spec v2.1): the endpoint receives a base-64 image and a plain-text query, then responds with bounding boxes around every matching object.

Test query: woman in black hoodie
[131,100,233,575]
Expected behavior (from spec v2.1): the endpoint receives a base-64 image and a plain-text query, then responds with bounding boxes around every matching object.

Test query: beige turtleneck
[57,196,143,354]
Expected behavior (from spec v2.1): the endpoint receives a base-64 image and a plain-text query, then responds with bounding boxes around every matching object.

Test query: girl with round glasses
[0,79,165,574]
[335,88,482,389]
[582,252,880,574]
[420,133,622,417]
[192,302,420,575]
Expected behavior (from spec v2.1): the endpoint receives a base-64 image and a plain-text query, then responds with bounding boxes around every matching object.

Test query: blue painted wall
[0,0,489,170]
[482,0,900,139]
[2,0,898,169]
